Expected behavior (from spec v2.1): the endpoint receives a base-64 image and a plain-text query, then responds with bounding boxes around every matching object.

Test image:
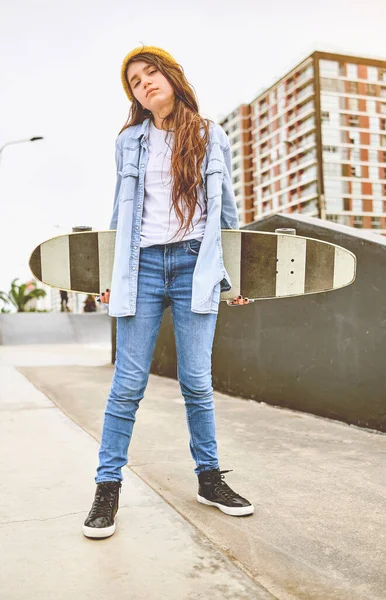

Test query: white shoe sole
[197,494,254,516]
[83,517,116,539]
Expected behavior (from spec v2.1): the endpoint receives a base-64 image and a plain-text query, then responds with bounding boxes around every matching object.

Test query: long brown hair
[119,50,212,243]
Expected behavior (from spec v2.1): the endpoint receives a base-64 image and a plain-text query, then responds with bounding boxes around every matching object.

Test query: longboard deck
[29,229,356,300]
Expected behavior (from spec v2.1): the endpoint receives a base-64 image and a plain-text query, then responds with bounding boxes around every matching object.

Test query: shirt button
[133,245,137,249]
[141,163,145,168]
[137,204,141,208]
[132,266,136,270]
[135,226,139,230]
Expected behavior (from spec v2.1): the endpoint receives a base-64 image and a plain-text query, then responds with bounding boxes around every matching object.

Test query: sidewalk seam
[0,503,166,526]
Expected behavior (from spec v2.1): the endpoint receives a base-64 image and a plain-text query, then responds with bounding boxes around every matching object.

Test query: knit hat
[121,45,180,102]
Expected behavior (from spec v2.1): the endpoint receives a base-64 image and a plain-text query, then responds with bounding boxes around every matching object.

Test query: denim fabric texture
[108,117,240,317]
[96,239,220,481]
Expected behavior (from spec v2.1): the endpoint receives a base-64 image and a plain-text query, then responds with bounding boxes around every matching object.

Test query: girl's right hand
[98,288,110,303]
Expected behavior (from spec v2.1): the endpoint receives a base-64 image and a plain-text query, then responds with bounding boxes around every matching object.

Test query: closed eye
[134,69,157,88]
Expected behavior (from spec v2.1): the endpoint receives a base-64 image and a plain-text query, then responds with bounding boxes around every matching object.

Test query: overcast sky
[0,0,384,294]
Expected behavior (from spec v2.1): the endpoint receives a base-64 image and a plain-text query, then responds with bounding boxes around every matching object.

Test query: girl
[83,45,254,539]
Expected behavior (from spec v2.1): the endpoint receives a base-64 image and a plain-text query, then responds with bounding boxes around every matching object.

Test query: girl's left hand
[227,295,253,306]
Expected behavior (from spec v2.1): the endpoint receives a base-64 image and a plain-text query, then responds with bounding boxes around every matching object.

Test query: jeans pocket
[186,238,202,256]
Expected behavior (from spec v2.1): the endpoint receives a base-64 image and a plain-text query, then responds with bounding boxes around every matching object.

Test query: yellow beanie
[121,45,180,102]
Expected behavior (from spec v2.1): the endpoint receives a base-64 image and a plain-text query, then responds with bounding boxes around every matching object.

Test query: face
[127,60,175,113]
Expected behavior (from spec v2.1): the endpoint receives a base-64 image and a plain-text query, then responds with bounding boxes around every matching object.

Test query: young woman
[83,45,254,539]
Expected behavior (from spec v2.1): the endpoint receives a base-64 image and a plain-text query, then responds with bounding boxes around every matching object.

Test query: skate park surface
[1,342,385,600]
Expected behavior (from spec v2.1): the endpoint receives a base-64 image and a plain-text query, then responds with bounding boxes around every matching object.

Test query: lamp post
[0,136,44,169]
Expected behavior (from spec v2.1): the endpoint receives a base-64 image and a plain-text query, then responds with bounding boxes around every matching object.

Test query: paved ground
[1,344,385,600]
[0,344,270,600]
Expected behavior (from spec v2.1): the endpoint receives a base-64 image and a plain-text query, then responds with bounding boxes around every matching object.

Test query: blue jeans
[95,238,220,483]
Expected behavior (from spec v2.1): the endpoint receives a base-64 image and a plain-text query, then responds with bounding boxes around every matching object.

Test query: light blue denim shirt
[108,117,240,317]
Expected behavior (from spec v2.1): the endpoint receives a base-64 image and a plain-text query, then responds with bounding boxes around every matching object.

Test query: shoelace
[211,470,245,502]
[89,484,119,518]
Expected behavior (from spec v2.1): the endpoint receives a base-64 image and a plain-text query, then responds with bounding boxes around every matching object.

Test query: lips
[147,88,158,97]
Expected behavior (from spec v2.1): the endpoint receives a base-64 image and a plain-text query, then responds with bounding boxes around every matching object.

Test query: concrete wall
[150,214,386,433]
[0,313,111,345]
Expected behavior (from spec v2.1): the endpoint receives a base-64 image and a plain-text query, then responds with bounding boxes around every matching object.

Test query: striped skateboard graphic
[28,229,356,301]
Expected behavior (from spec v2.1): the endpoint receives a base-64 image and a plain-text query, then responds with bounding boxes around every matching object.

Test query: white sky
[0,0,385,294]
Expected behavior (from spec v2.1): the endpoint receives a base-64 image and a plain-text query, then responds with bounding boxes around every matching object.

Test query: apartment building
[221,51,386,234]
[220,104,254,226]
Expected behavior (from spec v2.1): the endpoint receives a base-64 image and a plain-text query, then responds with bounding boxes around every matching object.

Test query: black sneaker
[83,480,122,538]
[197,468,254,516]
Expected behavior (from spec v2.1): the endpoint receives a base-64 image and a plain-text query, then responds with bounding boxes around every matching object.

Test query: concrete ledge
[151,215,386,432]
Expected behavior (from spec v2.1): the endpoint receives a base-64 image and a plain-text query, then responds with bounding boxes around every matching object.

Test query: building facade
[220,51,386,234]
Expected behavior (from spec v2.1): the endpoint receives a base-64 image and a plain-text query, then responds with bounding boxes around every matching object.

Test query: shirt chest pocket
[205,158,224,200]
[118,163,139,202]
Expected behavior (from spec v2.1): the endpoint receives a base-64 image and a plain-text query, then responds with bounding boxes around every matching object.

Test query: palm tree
[0,278,47,312]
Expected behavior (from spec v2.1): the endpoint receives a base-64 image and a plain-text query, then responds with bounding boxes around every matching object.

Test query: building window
[346,64,358,79]
[347,81,358,94]
[351,165,362,177]
[342,180,350,193]
[348,130,360,144]
[348,115,360,127]
[353,215,363,227]
[343,198,351,211]
[352,198,362,211]
[352,181,361,196]
[321,78,338,92]
[373,199,382,213]
[324,162,340,176]
[338,63,345,77]
[372,216,381,229]
[322,145,338,153]
[321,111,330,121]
[373,183,382,196]
[349,98,359,111]
[367,66,378,82]
[366,83,377,96]
[339,215,352,226]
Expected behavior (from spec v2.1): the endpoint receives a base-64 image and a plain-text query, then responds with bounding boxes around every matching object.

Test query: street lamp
[0,136,44,169]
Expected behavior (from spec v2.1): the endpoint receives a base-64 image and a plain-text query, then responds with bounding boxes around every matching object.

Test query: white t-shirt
[140,120,207,247]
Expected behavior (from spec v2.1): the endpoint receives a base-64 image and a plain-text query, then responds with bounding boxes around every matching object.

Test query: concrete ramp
[0,313,110,345]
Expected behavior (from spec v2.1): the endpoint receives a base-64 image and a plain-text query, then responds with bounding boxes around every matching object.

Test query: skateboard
[28,229,356,304]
